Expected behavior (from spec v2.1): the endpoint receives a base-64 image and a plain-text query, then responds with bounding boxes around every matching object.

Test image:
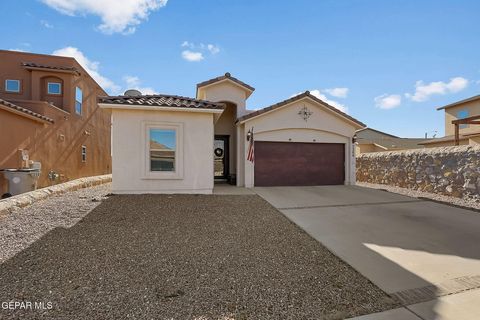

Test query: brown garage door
[254,141,345,186]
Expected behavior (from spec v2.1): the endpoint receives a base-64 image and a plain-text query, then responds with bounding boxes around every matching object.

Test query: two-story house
[421,94,480,147]
[0,50,111,195]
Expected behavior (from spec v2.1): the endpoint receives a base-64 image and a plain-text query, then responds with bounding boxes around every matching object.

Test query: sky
[1,0,479,138]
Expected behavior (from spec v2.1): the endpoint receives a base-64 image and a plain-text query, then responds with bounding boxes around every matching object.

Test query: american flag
[247,128,254,162]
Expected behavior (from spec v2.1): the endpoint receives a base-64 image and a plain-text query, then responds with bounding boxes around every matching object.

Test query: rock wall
[356,146,480,199]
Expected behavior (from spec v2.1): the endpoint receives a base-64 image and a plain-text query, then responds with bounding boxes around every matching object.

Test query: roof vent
[124,89,142,97]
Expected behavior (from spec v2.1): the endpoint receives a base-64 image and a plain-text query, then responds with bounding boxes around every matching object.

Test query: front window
[5,79,20,93]
[149,129,176,172]
[457,109,469,129]
[47,82,62,95]
[75,87,83,115]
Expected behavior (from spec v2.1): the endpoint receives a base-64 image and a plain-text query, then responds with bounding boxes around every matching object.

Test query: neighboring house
[355,128,425,154]
[100,73,365,194]
[0,50,111,195]
[421,94,480,147]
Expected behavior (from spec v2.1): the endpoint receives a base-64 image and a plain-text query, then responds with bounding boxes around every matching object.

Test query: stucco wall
[242,98,357,187]
[356,146,480,199]
[198,81,248,117]
[444,100,480,136]
[111,109,214,194]
[0,51,111,195]
[423,139,469,148]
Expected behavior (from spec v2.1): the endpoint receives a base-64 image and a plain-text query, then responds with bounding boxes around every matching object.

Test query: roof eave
[437,95,480,110]
[0,103,54,124]
[197,78,255,98]
[237,93,366,129]
[98,103,225,114]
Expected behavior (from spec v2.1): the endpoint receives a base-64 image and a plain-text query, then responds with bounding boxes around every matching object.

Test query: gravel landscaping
[358,182,480,212]
[0,187,397,319]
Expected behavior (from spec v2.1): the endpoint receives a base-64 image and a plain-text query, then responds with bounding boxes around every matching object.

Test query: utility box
[3,162,41,196]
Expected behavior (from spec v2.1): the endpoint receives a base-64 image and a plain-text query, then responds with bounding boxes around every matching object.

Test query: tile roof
[0,99,54,123]
[21,62,79,74]
[99,94,225,110]
[236,91,366,127]
[197,72,255,92]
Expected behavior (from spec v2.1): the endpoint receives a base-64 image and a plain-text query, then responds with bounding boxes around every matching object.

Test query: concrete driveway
[254,185,480,320]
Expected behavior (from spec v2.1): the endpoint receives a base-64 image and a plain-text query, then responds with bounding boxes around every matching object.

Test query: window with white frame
[5,79,20,93]
[47,82,62,95]
[143,122,183,179]
[75,87,83,115]
[149,128,176,172]
[81,145,87,162]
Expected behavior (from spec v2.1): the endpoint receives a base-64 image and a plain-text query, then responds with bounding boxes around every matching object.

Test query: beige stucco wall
[241,97,358,187]
[198,81,248,117]
[356,143,386,154]
[110,109,215,194]
[423,139,469,148]
[444,100,480,136]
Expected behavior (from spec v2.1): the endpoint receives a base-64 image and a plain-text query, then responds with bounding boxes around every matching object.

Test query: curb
[0,174,112,217]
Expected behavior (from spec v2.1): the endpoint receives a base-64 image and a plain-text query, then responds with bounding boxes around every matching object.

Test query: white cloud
[292,90,347,113]
[324,87,349,98]
[122,75,156,95]
[181,50,204,62]
[374,94,402,110]
[207,44,220,55]
[405,77,469,102]
[180,41,220,61]
[40,20,53,28]
[41,0,167,34]
[52,46,120,93]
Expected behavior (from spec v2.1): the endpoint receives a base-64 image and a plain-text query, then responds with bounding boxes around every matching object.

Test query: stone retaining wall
[356,146,480,199]
[0,174,111,216]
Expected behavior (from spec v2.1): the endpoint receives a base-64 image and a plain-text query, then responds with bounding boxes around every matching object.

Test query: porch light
[247,129,253,141]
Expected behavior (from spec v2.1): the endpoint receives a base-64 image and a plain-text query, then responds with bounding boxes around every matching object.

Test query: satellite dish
[124,89,142,97]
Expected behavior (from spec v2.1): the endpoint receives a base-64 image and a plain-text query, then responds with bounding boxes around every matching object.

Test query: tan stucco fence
[356,145,480,199]
[0,174,111,216]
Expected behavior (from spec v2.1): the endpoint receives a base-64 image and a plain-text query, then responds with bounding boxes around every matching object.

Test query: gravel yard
[0,186,397,319]
[358,182,480,212]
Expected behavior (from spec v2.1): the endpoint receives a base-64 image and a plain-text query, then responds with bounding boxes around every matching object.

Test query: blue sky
[1,0,479,138]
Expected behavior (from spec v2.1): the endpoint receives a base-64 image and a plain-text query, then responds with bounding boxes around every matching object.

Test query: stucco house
[99,73,365,194]
[421,94,480,147]
[355,128,425,154]
[0,50,111,195]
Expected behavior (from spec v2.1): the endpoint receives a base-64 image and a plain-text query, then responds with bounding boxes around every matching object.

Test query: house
[0,50,111,195]
[99,73,365,194]
[421,94,480,147]
[355,128,425,154]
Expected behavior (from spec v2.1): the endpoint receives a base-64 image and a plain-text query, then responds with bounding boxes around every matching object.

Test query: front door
[214,135,229,180]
